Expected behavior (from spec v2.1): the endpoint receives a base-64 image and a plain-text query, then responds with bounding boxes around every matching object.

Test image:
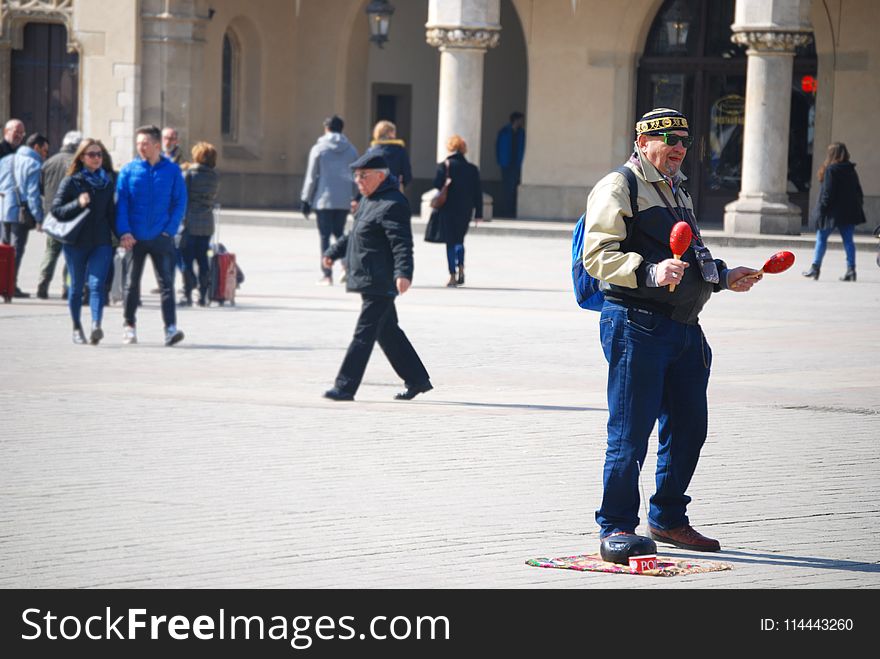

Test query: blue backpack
[571,166,638,310]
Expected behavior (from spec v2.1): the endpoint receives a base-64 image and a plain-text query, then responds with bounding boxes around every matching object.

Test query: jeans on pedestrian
[596,301,712,536]
[812,224,856,268]
[445,243,464,274]
[317,209,347,277]
[62,243,113,328]
[1,221,30,276]
[334,294,430,395]
[123,235,178,328]
[181,233,211,301]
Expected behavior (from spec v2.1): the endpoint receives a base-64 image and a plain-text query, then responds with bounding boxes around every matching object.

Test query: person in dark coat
[495,111,525,217]
[321,152,432,402]
[51,138,116,345]
[803,142,866,281]
[368,120,412,191]
[36,130,82,299]
[430,135,482,287]
[180,142,219,306]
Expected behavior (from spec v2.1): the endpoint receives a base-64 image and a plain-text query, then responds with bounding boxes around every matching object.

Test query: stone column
[140,0,210,148]
[422,0,499,220]
[724,0,812,235]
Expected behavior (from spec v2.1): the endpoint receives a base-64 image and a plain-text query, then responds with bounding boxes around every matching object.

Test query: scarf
[82,167,110,189]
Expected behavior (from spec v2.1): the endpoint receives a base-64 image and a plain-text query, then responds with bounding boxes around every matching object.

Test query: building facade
[1,0,876,232]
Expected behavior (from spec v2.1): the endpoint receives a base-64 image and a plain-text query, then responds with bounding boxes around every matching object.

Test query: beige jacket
[581,149,692,289]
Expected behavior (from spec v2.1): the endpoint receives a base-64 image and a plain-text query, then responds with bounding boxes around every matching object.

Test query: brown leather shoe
[649,524,721,552]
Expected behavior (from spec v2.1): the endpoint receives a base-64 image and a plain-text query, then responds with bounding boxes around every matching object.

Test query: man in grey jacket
[36,130,83,299]
[300,115,358,285]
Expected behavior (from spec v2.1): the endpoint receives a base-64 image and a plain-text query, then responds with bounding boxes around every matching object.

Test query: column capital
[426,26,500,51]
[731,30,812,54]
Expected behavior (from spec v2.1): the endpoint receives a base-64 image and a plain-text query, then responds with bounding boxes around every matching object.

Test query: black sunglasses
[656,132,694,148]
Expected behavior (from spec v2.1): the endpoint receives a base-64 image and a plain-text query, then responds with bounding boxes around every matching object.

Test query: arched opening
[481,0,528,218]
[636,0,816,225]
[222,16,262,160]
[10,22,79,151]
[221,30,240,141]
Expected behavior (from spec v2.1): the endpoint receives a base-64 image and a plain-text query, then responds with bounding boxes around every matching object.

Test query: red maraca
[732,250,795,286]
[668,221,692,292]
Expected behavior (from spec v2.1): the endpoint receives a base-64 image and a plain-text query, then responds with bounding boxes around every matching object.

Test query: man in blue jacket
[0,132,49,297]
[116,124,188,346]
[495,111,525,218]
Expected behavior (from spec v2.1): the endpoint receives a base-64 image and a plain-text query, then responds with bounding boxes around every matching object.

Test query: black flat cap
[350,152,389,170]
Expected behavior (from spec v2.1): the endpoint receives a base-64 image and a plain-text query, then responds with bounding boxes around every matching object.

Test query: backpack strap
[613,165,638,218]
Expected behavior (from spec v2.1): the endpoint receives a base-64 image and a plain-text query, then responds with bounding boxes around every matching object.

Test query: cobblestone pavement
[2,221,878,589]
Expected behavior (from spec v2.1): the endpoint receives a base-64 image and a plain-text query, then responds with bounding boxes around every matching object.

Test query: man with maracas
[582,108,761,554]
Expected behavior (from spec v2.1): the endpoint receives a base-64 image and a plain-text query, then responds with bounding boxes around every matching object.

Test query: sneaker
[72,328,87,345]
[36,284,49,299]
[122,324,137,344]
[13,288,30,298]
[316,277,332,286]
[164,326,184,347]
[89,324,104,346]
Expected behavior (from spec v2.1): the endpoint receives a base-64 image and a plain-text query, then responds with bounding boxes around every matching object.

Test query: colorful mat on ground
[526,554,732,577]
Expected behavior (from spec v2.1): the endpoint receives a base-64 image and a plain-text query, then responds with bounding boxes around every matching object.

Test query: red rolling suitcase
[0,243,15,302]
[209,248,237,306]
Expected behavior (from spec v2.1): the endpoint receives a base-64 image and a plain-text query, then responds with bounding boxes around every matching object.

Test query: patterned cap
[636,108,689,135]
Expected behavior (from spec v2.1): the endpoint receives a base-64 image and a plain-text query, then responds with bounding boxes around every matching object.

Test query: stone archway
[0,0,80,125]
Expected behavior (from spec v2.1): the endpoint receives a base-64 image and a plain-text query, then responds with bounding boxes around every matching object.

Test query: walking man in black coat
[322,153,432,402]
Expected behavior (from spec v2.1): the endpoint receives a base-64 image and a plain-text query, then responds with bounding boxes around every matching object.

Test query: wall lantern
[665,0,690,49]
[366,0,395,48]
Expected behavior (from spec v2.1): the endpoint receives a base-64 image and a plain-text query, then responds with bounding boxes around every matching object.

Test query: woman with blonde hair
[51,138,116,344]
[180,141,219,305]
[427,134,482,287]
[367,120,412,191]
[803,142,866,281]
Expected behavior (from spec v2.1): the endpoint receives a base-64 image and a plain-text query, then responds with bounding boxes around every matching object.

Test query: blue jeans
[596,301,712,536]
[445,243,464,274]
[62,243,113,328]
[812,224,856,268]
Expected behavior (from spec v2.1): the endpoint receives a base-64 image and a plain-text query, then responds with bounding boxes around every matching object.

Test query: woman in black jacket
[181,142,219,306]
[429,135,482,287]
[803,142,866,281]
[51,138,115,344]
[369,120,412,192]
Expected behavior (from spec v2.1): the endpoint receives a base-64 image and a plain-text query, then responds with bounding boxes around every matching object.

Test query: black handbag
[10,157,37,230]
[424,210,446,243]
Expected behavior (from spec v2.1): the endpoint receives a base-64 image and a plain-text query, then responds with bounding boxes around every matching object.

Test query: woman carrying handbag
[426,135,483,287]
[51,139,116,344]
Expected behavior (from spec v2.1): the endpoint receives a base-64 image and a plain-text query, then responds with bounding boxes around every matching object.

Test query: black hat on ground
[349,152,389,171]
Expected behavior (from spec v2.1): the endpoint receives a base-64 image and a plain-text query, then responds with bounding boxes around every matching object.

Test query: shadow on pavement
[661,548,880,573]
[422,400,604,412]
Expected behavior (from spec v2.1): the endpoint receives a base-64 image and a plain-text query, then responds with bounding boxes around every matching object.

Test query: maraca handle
[669,253,682,292]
